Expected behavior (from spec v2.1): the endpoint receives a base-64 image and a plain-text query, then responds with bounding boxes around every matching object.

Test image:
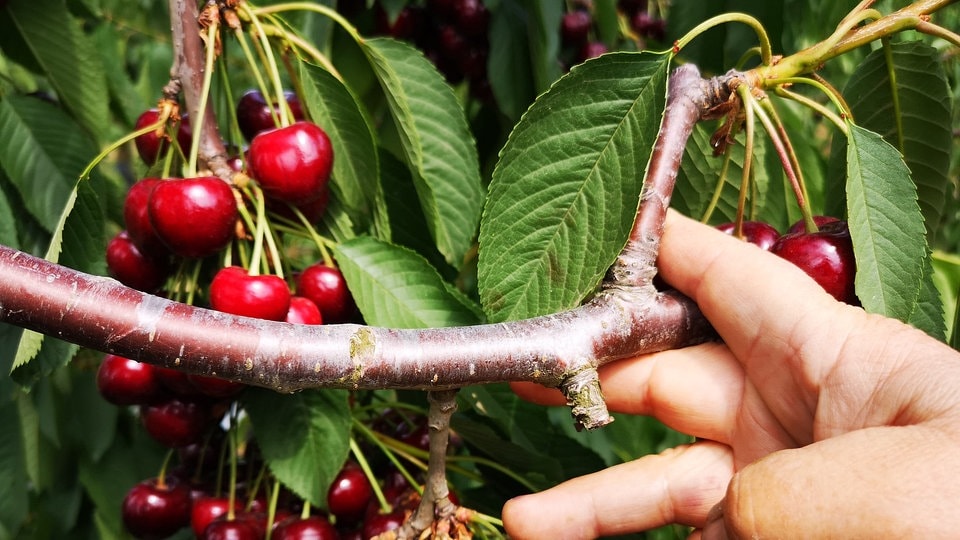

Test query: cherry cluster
[99,87,412,538]
[371,0,492,100]
[560,0,668,67]
[717,216,858,304]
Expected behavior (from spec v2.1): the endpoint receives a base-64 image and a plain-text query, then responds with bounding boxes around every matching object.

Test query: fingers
[703,425,960,539]
[503,441,734,540]
[514,343,746,443]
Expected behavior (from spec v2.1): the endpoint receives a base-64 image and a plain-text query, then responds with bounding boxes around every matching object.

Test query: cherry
[579,41,609,62]
[236,89,305,142]
[148,177,238,258]
[202,516,262,540]
[96,354,165,406]
[141,396,211,448]
[134,109,192,165]
[155,366,202,396]
[771,220,857,304]
[362,509,405,539]
[787,215,841,235]
[121,476,192,539]
[561,10,592,45]
[106,230,171,292]
[296,263,357,324]
[286,296,323,325]
[272,515,339,540]
[327,461,374,524]
[124,178,168,255]
[247,121,333,204]
[209,266,292,321]
[454,0,489,38]
[633,12,666,41]
[715,221,780,251]
[192,497,242,538]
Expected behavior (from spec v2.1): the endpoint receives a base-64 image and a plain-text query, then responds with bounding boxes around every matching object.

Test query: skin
[503,211,960,539]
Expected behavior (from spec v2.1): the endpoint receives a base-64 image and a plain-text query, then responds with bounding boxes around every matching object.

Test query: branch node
[561,365,613,431]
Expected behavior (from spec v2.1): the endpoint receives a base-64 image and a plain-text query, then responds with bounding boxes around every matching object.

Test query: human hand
[503,211,960,539]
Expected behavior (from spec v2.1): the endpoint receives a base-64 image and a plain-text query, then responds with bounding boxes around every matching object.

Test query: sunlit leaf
[478,52,669,322]
[846,124,926,321]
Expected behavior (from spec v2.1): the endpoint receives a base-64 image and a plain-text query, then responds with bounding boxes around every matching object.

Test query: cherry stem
[699,147,734,225]
[755,97,815,231]
[187,19,220,178]
[156,449,176,489]
[237,3,292,127]
[264,478,282,540]
[674,12,773,65]
[227,407,240,521]
[734,85,755,234]
[232,26,282,130]
[250,2,364,45]
[349,436,393,513]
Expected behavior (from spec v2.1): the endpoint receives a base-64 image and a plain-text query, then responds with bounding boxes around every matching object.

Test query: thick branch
[0,245,711,393]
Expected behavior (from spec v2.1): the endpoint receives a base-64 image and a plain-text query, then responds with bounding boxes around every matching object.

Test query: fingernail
[701,502,728,540]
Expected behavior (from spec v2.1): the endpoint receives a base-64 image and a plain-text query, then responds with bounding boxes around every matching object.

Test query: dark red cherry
[96,354,164,406]
[787,215,841,235]
[124,178,168,255]
[122,477,192,539]
[141,396,211,448]
[247,121,333,204]
[362,509,405,539]
[561,10,592,45]
[202,516,262,540]
[715,221,780,251]
[187,373,245,398]
[578,41,608,62]
[454,0,489,38]
[155,366,202,397]
[148,177,238,258]
[327,461,374,524]
[296,263,357,324]
[272,515,339,540]
[192,497,242,538]
[285,296,323,325]
[771,220,857,304]
[236,89,305,142]
[209,266,292,322]
[134,109,192,165]
[106,230,171,292]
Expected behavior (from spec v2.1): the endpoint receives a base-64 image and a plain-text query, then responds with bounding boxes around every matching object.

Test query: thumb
[703,425,960,539]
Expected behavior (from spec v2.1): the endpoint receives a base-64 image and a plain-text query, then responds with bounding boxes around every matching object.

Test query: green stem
[734,85,755,235]
[881,38,906,154]
[233,27,281,130]
[699,147,734,224]
[771,85,848,134]
[259,21,342,80]
[674,12,773,65]
[754,97,815,231]
[348,436,392,513]
[238,3,292,126]
[916,20,960,47]
[250,2,364,44]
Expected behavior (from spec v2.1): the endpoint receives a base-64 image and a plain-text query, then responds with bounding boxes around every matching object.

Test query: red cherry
[122,477,192,539]
[192,497,242,538]
[327,461,374,524]
[771,221,857,304]
[296,263,357,324]
[272,516,339,540]
[202,516,262,540]
[124,178,168,255]
[134,109,169,165]
[561,10,592,45]
[787,215,841,235]
[286,296,323,325]
[155,366,202,396]
[236,89,305,142]
[209,266,292,321]
[247,121,334,204]
[362,510,405,539]
[106,230,171,292]
[96,354,164,406]
[715,221,780,251]
[148,177,238,258]
[578,41,609,61]
[141,396,211,448]
[454,0,489,38]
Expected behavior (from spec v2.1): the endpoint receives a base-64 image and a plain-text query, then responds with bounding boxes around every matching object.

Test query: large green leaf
[300,62,380,234]
[0,96,93,232]
[487,0,538,122]
[841,41,953,243]
[5,0,109,141]
[0,395,29,540]
[908,251,946,340]
[846,124,926,321]
[361,38,484,268]
[336,237,480,329]
[478,52,670,322]
[242,388,351,509]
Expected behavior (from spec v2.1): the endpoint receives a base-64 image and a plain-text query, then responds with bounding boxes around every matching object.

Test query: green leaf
[6,0,109,141]
[908,252,946,341]
[846,124,926,321]
[242,388,352,509]
[0,396,29,539]
[300,62,380,234]
[361,38,484,268]
[519,0,564,94]
[478,52,669,322]
[488,0,538,121]
[840,41,953,243]
[336,237,480,329]
[0,174,18,250]
[0,96,93,232]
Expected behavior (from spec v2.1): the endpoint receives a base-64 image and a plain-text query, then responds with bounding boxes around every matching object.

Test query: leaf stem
[250,2,364,44]
[674,12,773,66]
